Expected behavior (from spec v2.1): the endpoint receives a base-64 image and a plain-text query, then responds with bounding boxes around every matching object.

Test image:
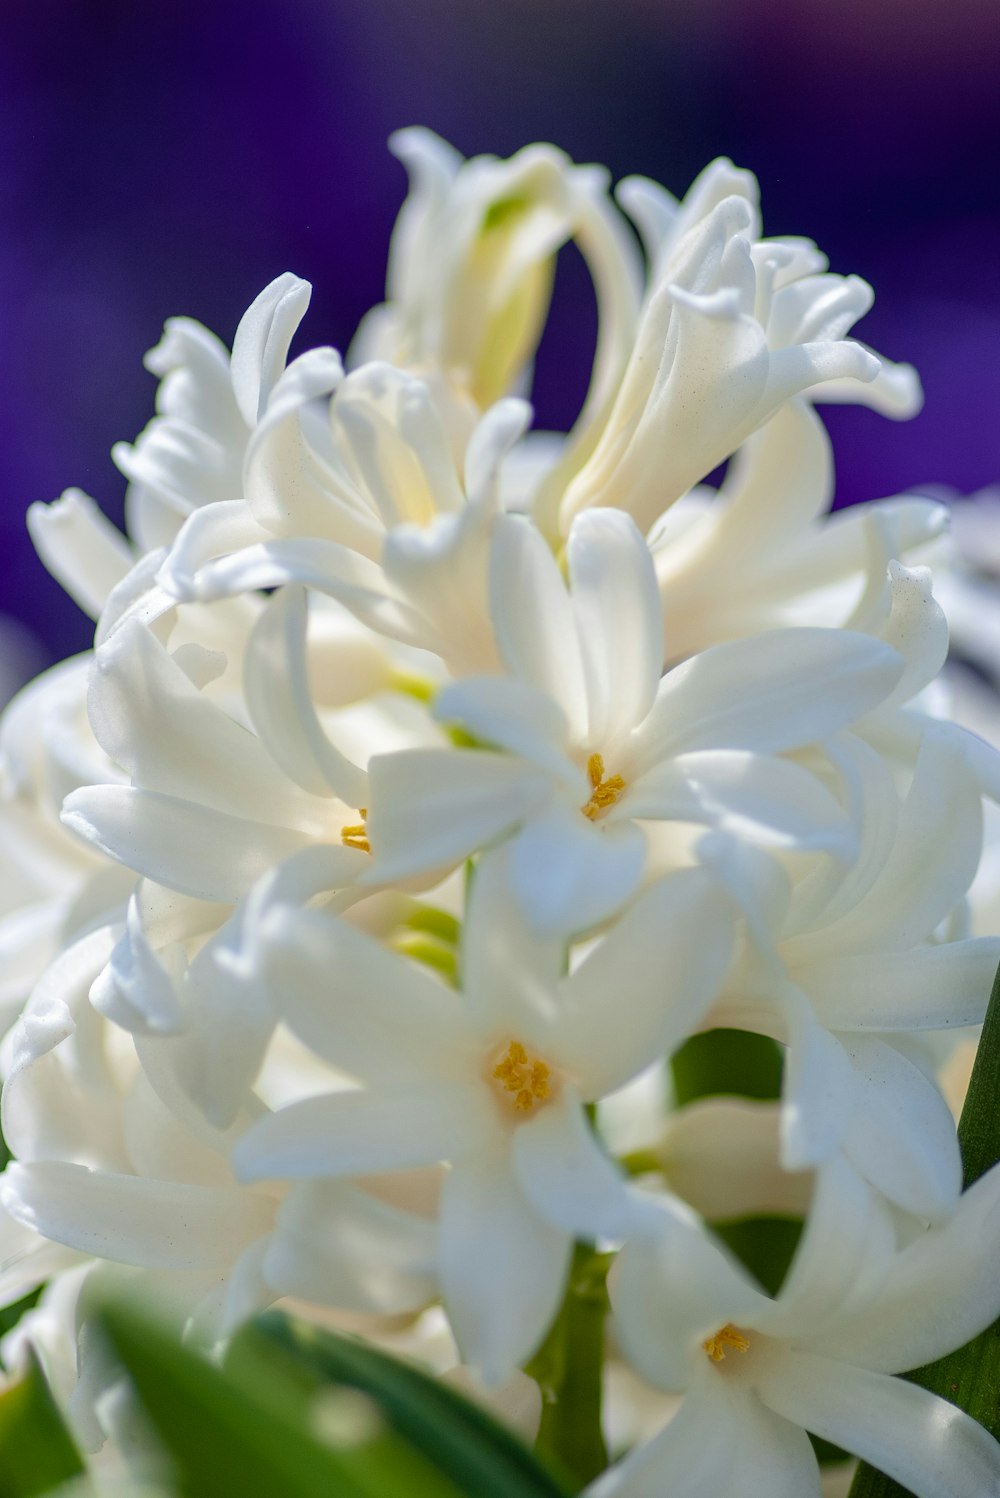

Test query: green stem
[525,1242,610,1488]
[849,958,1000,1498]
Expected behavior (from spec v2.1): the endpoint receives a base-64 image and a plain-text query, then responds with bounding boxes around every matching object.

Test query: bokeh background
[2,0,999,681]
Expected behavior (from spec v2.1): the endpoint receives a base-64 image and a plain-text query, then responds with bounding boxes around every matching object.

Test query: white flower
[0,655,131,1032]
[233,849,738,1380]
[543,157,921,539]
[350,128,642,424]
[597,1159,1000,1498]
[156,369,534,677]
[365,508,902,934]
[649,400,947,664]
[699,728,999,1217]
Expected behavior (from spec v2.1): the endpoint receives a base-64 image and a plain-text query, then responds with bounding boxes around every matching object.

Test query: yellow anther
[492,1041,552,1113]
[340,808,371,854]
[703,1324,751,1363]
[581,753,627,821]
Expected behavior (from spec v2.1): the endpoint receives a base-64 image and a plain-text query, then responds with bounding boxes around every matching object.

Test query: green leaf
[98,1302,461,1498]
[850,957,1000,1498]
[237,1311,575,1498]
[0,1351,85,1497]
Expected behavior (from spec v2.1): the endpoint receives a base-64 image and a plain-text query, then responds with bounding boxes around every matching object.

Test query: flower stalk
[525,1241,611,1487]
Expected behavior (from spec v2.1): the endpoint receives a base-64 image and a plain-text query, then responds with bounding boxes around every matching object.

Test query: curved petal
[508,801,647,937]
[841,1036,962,1220]
[233,1083,497,1183]
[778,987,857,1172]
[761,1155,894,1338]
[553,867,738,1097]
[609,1205,766,1393]
[61,785,318,902]
[459,843,569,1044]
[626,750,855,859]
[489,515,587,735]
[587,1378,741,1498]
[244,585,369,806]
[364,747,552,884]
[89,618,317,825]
[261,903,467,1083]
[263,1179,437,1315]
[567,509,663,746]
[803,733,983,955]
[440,1151,571,1383]
[636,629,903,764]
[758,1350,1000,1498]
[27,490,133,619]
[512,1092,634,1241]
[795,940,1000,1032]
[0,1162,272,1272]
[814,1163,1000,1374]
[230,272,312,425]
[433,675,577,784]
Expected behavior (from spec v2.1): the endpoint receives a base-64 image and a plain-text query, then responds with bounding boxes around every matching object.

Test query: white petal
[795,939,1000,1032]
[433,675,577,784]
[815,1162,1000,1373]
[244,585,368,806]
[778,988,857,1172]
[89,618,316,825]
[263,1180,437,1314]
[464,398,533,507]
[489,515,588,735]
[567,509,663,745]
[89,887,185,1035]
[588,1379,741,1498]
[176,536,427,647]
[512,1092,634,1241]
[233,1083,497,1182]
[440,1152,571,1383]
[627,750,855,858]
[508,801,647,937]
[841,1036,962,1220]
[758,1350,1000,1498]
[661,1099,812,1221]
[27,491,133,619]
[364,748,552,884]
[762,1155,894,1338]
[638,629,903,762]
[554,867,737,1097]
[609,1204,765,1393]
[0,1162,272,1272]
[807,733,983,953]
[230,272,311,425]
[61,785,318,902]
[261,903,465,1083]
[459,842,568,1044]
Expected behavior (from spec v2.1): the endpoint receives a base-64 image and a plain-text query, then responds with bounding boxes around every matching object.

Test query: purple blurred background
[2,0,999,674]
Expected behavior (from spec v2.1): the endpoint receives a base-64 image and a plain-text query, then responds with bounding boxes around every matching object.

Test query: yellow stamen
[703,1324,751,1362]
[340,807,370,854]
[492,1041,552,1113]
[581,753,626,821]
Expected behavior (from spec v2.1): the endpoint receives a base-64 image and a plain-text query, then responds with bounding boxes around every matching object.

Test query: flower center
[702,1324,751,1363]
[340,808,370,853]
[581,753,626,821]
[491,1041,552,1113]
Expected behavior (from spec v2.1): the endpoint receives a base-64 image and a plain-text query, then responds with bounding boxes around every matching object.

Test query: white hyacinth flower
[233,849,738,1380]
[598,1159,1000,1498]
[366,507,903,933]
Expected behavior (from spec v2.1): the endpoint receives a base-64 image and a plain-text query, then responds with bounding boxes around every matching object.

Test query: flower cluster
[3,130,1000,1495]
